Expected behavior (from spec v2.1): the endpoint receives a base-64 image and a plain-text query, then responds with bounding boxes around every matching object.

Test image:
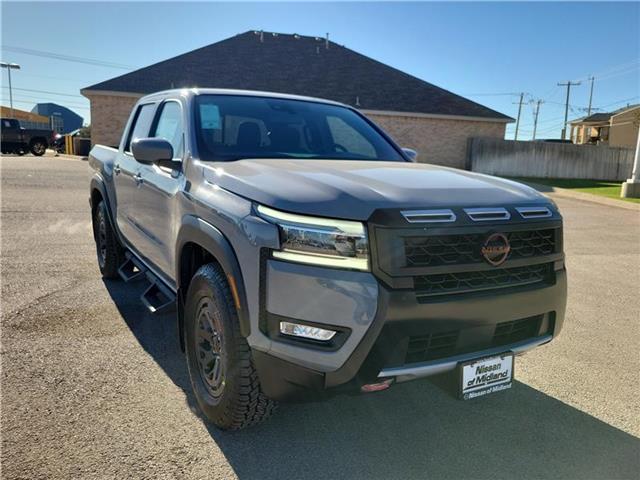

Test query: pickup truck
[0,118,53,156]
[89,89,567,430]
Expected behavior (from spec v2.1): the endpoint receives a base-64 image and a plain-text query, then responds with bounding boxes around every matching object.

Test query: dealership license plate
[459,353,514,400]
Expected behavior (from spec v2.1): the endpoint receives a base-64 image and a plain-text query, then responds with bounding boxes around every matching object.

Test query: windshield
[194,94,405,162]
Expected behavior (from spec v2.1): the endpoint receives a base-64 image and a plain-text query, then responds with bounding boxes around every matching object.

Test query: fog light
[279,321,336,341]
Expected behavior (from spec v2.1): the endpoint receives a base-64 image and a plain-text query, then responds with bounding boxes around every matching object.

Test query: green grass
[511,178,640,204]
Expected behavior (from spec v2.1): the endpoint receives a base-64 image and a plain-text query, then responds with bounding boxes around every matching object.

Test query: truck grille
[414,263,552,299]
[404,229,556,268]
[405,315,543,364]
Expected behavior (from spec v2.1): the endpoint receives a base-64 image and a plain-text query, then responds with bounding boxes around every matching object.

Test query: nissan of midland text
[89,89,567,429]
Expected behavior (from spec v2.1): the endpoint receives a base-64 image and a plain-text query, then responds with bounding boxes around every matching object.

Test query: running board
[140,274,176,314]
[118,254,146,282]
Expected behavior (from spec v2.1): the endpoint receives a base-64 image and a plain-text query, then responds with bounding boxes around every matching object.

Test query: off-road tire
[30,140,47,156]
[185,263,276,430]
[92,200,124,279]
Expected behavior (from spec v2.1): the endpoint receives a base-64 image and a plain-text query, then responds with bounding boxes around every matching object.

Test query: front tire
[185,263,276,430]
[92,200,124,279]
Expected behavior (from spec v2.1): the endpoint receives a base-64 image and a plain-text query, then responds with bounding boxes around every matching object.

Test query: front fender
[175,215,251,337]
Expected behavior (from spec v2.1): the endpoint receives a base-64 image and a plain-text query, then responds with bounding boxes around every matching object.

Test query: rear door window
[125,103,156,154]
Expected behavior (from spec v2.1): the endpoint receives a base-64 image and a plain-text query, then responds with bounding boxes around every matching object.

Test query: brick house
[81,31,512,168]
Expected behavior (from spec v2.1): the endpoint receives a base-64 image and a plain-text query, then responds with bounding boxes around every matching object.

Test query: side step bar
[118,252,176,314]
[118,253,146,282]
[141,274,176,314]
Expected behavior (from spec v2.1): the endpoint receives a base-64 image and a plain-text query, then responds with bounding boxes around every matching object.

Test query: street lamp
[1,62,21,117]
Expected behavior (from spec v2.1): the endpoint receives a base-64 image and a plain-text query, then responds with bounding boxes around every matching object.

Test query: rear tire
[92,200,124,279]
[184,263,276,430]
[30,140,47,156]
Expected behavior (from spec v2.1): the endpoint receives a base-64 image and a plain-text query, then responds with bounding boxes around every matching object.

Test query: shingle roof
[571,112,613,124]
[83,31,512,121]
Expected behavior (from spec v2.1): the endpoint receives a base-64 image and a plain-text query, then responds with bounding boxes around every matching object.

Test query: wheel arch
[176,216,251,342]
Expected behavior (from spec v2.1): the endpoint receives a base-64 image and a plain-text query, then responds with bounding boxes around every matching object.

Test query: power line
[0,93,89,109]
[1,45,136,70]
[0,98,89,110]
[1,86,83,98]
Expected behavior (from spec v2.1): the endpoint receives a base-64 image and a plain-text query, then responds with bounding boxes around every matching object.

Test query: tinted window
[194,95,403,162]
[125,103,156,153]
[151,101,183,158]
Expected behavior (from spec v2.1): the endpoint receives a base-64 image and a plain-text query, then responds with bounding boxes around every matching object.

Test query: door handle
[133,173,144,185]
[114,164,121,175]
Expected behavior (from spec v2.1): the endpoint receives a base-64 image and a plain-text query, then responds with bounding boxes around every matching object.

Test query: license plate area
[459,353,514,400]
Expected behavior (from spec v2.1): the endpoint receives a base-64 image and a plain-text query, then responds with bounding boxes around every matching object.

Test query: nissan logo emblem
[481,233,511,266]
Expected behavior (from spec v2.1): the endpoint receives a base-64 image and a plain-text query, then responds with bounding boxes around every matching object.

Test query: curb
[522,181,640,212]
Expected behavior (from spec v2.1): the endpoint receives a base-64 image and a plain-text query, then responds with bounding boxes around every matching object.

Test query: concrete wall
[469,137,634,181]
[86,93,142,147]
[365,112,507,169]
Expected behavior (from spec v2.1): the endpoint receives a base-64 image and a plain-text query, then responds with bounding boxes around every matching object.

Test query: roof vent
[515,206,552,219]
[272,32,278,37]
[325,33,330,49]
[464,208,511,222]
[401,209,457,223]
[293,33,300,39]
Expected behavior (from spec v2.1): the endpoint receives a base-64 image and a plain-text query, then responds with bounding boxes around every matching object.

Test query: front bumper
[253,260,567,401]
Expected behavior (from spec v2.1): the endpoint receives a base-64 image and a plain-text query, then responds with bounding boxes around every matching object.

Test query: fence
[468,137,634,181]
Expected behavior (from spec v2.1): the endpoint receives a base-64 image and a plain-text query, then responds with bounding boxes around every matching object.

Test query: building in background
[31,103,84,134]
[82,31,512,168]
[0,106,49,129]
[570,104,639,148]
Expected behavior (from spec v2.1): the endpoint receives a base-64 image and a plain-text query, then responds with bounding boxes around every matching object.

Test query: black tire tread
[187,264,276,430]
[93,200,124,279]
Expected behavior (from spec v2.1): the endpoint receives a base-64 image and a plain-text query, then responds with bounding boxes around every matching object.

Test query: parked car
[0,118,54,156]
[88,89,567,430]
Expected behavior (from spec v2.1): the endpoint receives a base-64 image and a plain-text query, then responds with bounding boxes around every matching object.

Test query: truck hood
[201,159,547,221]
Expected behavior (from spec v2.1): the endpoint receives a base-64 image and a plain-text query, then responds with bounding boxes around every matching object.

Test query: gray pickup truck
[89,89,567,430]
[1,118,53,156]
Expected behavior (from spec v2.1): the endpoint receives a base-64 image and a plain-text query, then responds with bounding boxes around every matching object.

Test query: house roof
[570,112,613,125]
[83,31,512,122]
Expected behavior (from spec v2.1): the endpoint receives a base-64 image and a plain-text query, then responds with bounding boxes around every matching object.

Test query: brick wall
[365,112,507,169]
[86,94,141,147]
[86,93,507,168]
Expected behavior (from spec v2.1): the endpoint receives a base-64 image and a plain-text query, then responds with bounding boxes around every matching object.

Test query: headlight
[257,205,369,271]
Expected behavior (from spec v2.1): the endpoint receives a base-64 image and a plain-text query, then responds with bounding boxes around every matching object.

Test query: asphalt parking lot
[2,154,639,479]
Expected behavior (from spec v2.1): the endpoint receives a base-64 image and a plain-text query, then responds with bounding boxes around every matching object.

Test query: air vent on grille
[405,330,459,364]
[516,206,552,219]
[493,316,542,346]
[414,263,552,298]
[464,208,510,221]
[401,209,456,223]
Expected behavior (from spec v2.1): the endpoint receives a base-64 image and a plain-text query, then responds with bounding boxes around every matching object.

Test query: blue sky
[1,2,638,139]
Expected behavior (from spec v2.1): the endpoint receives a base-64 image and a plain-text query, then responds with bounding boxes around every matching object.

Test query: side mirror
[131,138,180,169]
[402,148,418,162]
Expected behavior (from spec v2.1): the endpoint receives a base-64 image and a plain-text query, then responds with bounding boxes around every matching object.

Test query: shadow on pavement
[104,279,639,480]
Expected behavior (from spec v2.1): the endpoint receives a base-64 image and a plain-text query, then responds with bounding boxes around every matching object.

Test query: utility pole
[532,100,543,140]
[0,62,21,117]
[587,76,595,116]
[513,92,526,141]
[558,80,581,140]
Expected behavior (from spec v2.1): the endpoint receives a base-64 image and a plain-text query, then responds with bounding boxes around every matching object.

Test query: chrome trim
[377,334,552,383]
[516,206,553,219]
[464,207,511,221]
[401,209,456,223]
